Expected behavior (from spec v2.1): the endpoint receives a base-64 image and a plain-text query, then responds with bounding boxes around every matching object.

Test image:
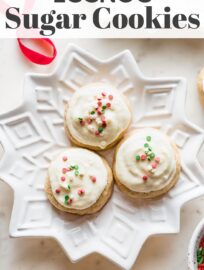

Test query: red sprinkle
[68,198,73,204]
[141,154,146,161]
[61,176,66,181]
[97,109,102,115]
[97,101,102,106]
[143,175,148,181]
[87,118,92,124]
[101,116,106,121]
[55,188,60,194]
[80,120,85,126]
[106,102,111,108]
[155,157,160,163]
[101,116,107,127]
[63,156,67,162]
[200,237,204,248]
[152,163,157,169]
[95,130,100,136]
[62,168,67,174]
[78,189,85,196]
[102,92,106,97]
[108,95,113,100]
[90,176,97,183]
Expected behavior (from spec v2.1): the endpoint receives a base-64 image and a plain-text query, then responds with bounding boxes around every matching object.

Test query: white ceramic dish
[188,219,204,270]
[0,44,204,270]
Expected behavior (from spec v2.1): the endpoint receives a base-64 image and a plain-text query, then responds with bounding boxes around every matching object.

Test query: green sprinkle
[147,157,151,161]
[136,155,140,161]
[148,147,152,151]
[98,127,103,133]
[197,247,204,256]
[197,248,202,256]
[102,109,105,114]
[197,255,204,265]
[102,105,107,110]
[146,136,151,142]
[67,185,71,190]
[150,153,155,159]
[144,143,149,148]
[90,111,95,115]
[65,195,69,201]
[78,117,83,121]
[70,165,75,170]
[75,165,79,170]
[75,170,79,176]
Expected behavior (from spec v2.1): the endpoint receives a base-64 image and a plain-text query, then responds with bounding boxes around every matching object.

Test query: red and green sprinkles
[78,92,114,136]
[54,155,97,206]
[197,237,204,269]
[135,135,161,182]
[64,194,73,205]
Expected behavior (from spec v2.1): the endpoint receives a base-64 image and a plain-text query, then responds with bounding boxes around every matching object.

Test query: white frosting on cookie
[65,83,131,149]
[115,129,177,193]
[48,148,108,210]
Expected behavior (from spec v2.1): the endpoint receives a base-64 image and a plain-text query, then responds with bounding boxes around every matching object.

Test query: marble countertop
[0,39,204,270]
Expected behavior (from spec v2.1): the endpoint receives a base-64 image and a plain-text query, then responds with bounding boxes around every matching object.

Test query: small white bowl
[188,218,204,270]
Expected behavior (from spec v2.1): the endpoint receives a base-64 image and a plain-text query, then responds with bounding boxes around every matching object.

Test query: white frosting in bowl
[65,83,131,149]
[115,128,178,193]
[48,148,108,210]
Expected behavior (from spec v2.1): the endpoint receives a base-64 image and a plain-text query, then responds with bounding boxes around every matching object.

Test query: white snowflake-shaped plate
[1,44,204,270]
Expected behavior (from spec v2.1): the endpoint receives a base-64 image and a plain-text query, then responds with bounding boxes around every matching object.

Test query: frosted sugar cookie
[64,82,132,150]
[45,148,113,215]
[113,128,180,199]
